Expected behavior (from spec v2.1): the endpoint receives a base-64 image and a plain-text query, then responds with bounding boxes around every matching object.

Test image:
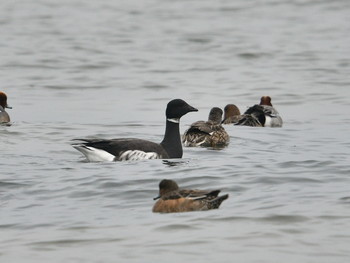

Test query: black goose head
[153,179,180,200]
[208,107,223,124]
[165,99,198,119]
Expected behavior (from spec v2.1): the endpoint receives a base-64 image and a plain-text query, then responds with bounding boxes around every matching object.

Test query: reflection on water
[162,160,189,167]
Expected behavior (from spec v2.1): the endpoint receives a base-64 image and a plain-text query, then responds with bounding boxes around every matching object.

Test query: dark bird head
[208,107,223,124]
[153,179,180,200]
[0,92,12,109]
[222,104,240,123]
[165,99,198,119]
[260,96,272,106]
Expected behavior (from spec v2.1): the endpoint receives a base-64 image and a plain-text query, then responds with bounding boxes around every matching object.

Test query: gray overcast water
[1,0,350,262]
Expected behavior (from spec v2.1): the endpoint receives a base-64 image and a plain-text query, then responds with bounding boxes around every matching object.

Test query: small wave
[29,238,123,249]
[0,181,28,189]
[155,223,200,232]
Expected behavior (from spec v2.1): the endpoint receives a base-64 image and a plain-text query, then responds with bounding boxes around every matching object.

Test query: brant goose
[236,96,283,127]
[0,92,11,124]
[72,99,198,162]
[182,107,229,147]
[152,179,229,213]
[222,104,242,124]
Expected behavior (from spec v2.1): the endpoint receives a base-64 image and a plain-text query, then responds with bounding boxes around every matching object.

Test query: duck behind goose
[183,107,229,147]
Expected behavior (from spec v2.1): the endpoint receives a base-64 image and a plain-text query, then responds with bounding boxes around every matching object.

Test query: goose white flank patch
[72,99,198,162]
[0,91,12,124]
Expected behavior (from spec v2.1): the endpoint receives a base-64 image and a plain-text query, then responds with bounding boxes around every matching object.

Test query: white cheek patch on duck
[118,150,160,161]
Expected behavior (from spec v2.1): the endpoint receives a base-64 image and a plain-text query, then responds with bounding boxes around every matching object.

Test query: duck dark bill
[153,195,161,200]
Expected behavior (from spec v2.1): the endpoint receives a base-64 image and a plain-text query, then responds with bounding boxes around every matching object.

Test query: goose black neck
[160,119,182,158]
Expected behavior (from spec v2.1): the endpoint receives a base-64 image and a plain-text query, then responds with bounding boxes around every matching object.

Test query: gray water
[1,0,350,262]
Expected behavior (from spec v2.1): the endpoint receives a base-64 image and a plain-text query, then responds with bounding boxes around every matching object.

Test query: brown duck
[222,104,242,124]
[182,107,229,147]
[153,179,229,213]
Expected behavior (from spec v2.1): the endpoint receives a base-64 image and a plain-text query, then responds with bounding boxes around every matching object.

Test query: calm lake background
[1,0,350,262]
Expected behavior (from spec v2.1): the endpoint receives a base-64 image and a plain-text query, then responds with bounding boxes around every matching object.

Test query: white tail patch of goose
[72,145,115,162]
[118,150,160,161]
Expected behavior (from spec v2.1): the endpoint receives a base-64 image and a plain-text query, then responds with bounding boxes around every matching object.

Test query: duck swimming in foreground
[152,179,229,213]
[72,99,198,162]
[0,91,12,124]
[236,96,283,127]
[182,107,229,147]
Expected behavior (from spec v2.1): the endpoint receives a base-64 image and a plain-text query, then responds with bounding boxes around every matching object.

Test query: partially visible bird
[0,91,12,124]
[222,104,241,124]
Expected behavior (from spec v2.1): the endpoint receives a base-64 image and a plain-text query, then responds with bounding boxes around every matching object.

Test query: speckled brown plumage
[183,107,230,147]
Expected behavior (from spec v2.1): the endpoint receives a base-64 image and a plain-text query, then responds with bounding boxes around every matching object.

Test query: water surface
[1,0,350,262]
